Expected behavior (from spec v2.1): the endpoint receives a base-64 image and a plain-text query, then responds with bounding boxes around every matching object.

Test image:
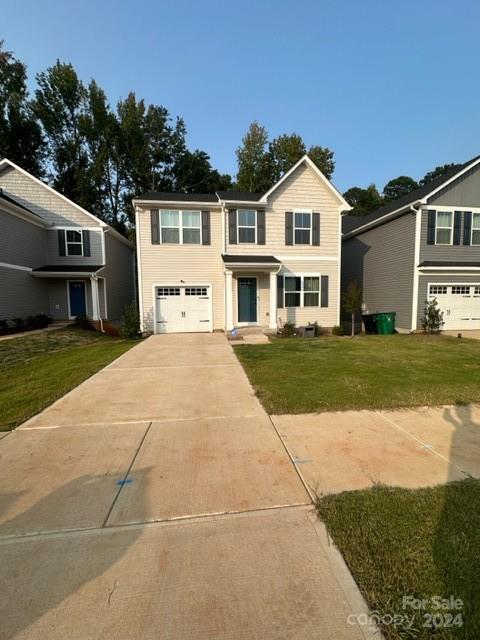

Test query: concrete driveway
[0,334,375,640]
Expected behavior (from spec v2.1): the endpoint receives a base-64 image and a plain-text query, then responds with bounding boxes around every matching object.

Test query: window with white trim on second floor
[160,210,201,244]
[66,230,83,256]
[284,276,320,307]
[472,213,480,245]
[435,211,453,245]
[237,209,256,243]
[294,212,311,244]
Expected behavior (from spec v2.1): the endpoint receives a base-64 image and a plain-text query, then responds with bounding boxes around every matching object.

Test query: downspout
[410,202,423,333]
[92,274,105,333]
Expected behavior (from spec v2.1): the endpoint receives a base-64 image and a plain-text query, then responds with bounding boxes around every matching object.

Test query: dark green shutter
[321,275,329,308]
[427,210,436,244]
[257,210,265,244]
[82,230,91,256]
[58,229,66,256]
[312,212,320,245]
[228,209,237,244]
[463,211,472,245]
[151,209,160,244]
[453,212,462,245]
[201,211,211,245]
[277,275,284,308]
[285,212,293,245]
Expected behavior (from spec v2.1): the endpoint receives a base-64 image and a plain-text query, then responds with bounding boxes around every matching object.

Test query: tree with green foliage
[343,184,384,216]
[308,145,335,180]
[422,298,444,334]
[32,60,91,207]
[268,133,306,182]
[419,163,462,186]
[0,41,44,175]
[383,175,418,202]
[173,149,232,193]
[342,281,363,337]
[235,121,271,192]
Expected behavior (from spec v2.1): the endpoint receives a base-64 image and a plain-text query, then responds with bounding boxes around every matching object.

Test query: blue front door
[238,278,257,323]
[69,281,86,317]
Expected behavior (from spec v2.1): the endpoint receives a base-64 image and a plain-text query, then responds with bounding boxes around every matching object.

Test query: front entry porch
[222,255,281,331]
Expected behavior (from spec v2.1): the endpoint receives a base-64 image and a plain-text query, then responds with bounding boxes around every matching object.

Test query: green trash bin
[373,312,396,335]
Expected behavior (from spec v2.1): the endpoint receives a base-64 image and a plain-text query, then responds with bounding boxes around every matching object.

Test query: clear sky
[3,0,480,192]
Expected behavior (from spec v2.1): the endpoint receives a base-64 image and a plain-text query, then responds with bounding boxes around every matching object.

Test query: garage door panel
[429,283,480,330]
[155,285,212,334]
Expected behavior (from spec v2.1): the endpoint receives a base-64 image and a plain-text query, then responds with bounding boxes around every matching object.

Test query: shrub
[422,298,444,334]
[279,321,296,337]
[11,317,24,330]
[308,321,324,337]
[74,314,95,330]
[121,303,141,339]
[26,314,51,329]
[332,325,345,336]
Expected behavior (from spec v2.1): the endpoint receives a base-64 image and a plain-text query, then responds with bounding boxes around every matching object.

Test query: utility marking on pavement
[375,411,456,468]
[102,421,153,528]
[116,478,134,486]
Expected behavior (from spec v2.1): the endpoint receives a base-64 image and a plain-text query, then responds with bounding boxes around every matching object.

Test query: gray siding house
[0,159,135,323]
[342,155,480,332]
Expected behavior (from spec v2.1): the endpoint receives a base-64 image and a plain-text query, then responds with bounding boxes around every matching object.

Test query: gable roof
[0,158,134,248]
[135,155,350,209]
[260,154,352,209]
[343,154,480,237]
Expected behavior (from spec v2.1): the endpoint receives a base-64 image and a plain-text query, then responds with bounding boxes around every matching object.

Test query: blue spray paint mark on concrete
[116,478,134,486]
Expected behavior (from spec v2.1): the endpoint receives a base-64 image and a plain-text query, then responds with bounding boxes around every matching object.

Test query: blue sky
[3,0,480,192]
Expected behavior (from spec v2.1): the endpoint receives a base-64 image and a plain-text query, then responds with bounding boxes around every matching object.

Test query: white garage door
[155,285,212,333]
[428,284,480,330]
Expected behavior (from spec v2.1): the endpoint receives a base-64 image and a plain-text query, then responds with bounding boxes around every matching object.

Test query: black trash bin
[362,314,377,334]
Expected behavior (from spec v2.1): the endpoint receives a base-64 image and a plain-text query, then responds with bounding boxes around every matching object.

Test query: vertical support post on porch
[225,269,233,331]
[90,276,100,321]
[269,271,277,330]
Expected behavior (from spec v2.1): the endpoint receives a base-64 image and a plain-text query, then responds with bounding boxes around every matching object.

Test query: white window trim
[435,210,453,246]
[293,209,312,246]
[159,210,202,245]
[471,212,480,246]
[65,229,84,256]
[283,272,321,308]
[237,209,257,244]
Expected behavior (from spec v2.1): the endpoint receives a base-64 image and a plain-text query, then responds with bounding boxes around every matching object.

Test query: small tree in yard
[121,303,141,338]
[342,281,363,337]
[422,298,444,334]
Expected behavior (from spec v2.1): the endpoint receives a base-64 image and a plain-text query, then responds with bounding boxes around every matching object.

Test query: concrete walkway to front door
[0,334,376,640]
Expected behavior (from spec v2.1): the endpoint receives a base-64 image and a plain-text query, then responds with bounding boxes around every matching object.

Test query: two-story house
[134,155,351,334]
[0,159,135,324]
[342,155,480,332]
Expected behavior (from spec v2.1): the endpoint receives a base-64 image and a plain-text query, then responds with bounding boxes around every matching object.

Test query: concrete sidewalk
[0,334,375,640]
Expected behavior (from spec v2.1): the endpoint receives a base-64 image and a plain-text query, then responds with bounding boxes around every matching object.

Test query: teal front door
[238,277,257,323]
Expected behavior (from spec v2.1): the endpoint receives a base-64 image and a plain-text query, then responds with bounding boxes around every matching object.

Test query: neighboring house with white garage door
[0,159,135,323]
[133,155,351,334]
[342,154,480,332]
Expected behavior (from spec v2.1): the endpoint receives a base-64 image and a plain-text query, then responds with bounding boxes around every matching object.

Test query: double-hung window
[66,230,83,256]
[294,211,311,244]
[238,209,256,243]
[159,210,201,244]
[284,275,320,307]
[435,211,453,245]
[472,213,480,245]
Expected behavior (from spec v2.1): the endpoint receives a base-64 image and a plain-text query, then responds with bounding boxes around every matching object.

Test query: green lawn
[234,334,480,413]
[317,480,480,640]
[0,327,137,430]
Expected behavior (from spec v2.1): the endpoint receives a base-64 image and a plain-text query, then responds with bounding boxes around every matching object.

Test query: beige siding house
[134,155,351,334]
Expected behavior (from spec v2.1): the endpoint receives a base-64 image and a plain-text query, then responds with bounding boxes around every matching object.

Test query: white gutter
[133,199,221,208]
